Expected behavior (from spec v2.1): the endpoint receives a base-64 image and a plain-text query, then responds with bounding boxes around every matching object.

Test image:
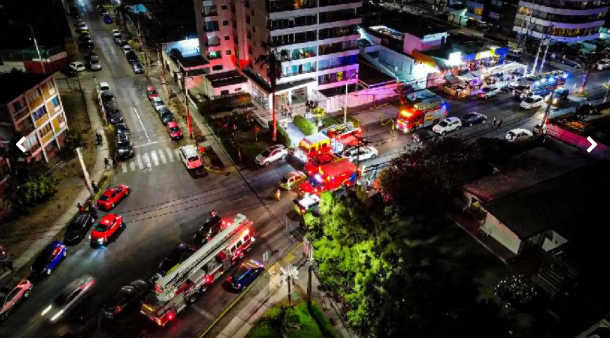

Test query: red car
[91,214,124,246]
[97,184,130,210]
[304,153,339,177]
[146,86,159,101]
[166,121,183,140]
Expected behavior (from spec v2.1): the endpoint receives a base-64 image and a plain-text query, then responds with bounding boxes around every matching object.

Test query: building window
[12,98,25,113]
[226,50,232,55]
[490,0,502,7]
[32,106,47,121]
[212,65,224,71]
[52,96,60,108]
[225,35,230,40]
[223,20,229,26]
[24,134,38,150]
[246,15,250,24]
[253,26,256,33]
[26,88,41,105]
[474,7,483,15]
[221,4,227,10]
[247,31,251,39]
[39,123,53,138]
[221,90,230,96]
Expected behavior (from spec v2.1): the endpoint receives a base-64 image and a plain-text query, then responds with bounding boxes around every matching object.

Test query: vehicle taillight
[205,275,213,284]
[167,313,174,321]
[227,276,233,282]
[114,306,123,314]
[238,284,242,290]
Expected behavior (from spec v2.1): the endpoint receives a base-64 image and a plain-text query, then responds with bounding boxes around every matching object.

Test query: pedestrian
[2,254,15,273]
[86,200,96,215]
[91,180,98,193]
[493,117,497,128]
[77,202,84,213]
[497,118,503,129]
[274,188,281,201]
[104,158,110,169]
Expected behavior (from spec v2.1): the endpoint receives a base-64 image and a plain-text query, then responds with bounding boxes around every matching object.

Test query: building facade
[466,0,519,36]
[245,0,362,111]
[0,73,68,162]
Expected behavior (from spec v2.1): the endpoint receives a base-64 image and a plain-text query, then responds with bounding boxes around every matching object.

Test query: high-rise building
[244,0,362,111]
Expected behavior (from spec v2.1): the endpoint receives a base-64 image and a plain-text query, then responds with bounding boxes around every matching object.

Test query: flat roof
[483,161,609,240]
[0,73,51,104]
[206,71,247,88]
[177,55,209,69]
[361,4,448,38]
[358,60,396,87]
[245,69,316,93]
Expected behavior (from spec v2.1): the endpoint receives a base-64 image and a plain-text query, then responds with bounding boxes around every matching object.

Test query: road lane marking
[121,163,127,173]
[175,149,181,160]
[133,107,151,143]
[166,148,174,162]
[134,141,160,148]
[159,150,167,164]
[191,304,214,320]
[136,154,144,170]
[143,153,152,169]
[130,161,136,172]
[151,151,159,166]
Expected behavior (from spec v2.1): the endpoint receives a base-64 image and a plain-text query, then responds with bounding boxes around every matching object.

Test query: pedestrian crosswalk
[119,147,182,173]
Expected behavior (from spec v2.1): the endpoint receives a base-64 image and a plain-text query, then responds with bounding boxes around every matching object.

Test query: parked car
[97,184,130,211]
[0,278,33,321]
[75,22,88,33]
[103,14,113,24]
[73,20,85,29]
[60,66,78,78]
[410,129,436,145]
[562,55,583,68]
[279,171,307,191]
[31,241,66,276]
[68,5,79,18]
[341,145,378,162]
[548,88,569,105]
[179,145,203,169]
[575,102,598,117]
[166,121,183,140]
[507,49,523,60]
[125,51,139,63]
[63,212,97,245]
[89,59,102,71]
[227,260,264,292]
[69,61,86,72]
[193,215,225,246]
[131,60,144,74]
[97,5,107,13]
[78,39,94,50]
[121,45,133,55]
[99,81,110,92]
[146,86,159,100]
[520,95,544,110]
[107,109,124,125]
[102,280,149,319]
[114,123,130,138]
[41,275,95,322]
[158,244,197,276]
[78,33,92,42]
[86,51,99,61]
[159,110,175,125]
[597,58,610,71]
[151,97,165,111]
[461,112,487,126]
[114,37,125,46]
[112,32,123,44]
[505,128,533,142]
[255,145,288,166]
[116,134,134,160]
[432,116,462,135]
[477,86,500,99]
[90,214,124,246]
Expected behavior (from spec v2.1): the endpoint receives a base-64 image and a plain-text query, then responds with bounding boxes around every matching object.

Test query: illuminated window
[474,7,483,15]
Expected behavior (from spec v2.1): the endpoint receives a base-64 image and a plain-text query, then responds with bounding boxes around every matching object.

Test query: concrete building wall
[482,212,523,254]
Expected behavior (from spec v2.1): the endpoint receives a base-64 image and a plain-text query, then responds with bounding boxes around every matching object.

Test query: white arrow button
[587,136,597,153]
[16,136,27,153]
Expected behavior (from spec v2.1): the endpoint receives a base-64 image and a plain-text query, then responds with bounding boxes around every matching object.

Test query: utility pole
[280,264,299,307]
[304,238,314,314]
[531,40,544,76]
[76,147,93,195]
[29,24,47,74]
[343,72,359,124]
[158,46,171,102]
[182,71,194,139]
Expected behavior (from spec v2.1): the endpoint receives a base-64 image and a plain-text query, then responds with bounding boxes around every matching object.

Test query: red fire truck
[396,97,448,133]
[299,158,357,196]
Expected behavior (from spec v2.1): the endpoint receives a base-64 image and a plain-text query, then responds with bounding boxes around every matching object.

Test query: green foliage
[17,173,60,206]
[197,93,252,114]
[247,303,333,338]
[237,141,268,164]
[269,121,292,147]
[495,274,538,307]
[293,115,318,136]
[321,116,359,128]
[64,129,83,149]
[312,106,326,123]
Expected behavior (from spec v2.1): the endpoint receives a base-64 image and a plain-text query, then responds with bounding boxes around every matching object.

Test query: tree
[578,58,599,93]
[312,106,326,127]
[255,41,282,142]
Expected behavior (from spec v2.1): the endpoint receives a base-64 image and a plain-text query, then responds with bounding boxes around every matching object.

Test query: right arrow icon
[587,136,597,153]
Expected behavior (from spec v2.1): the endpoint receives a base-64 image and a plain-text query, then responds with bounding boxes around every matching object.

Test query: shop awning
[444,75,461,84]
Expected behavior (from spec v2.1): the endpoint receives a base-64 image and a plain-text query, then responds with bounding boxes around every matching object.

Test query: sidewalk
[208,244,354,338]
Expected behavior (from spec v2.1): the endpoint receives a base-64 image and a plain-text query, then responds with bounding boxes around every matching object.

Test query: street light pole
[343,72,359,124]
[76,147,93,195]
[182,72,194,139]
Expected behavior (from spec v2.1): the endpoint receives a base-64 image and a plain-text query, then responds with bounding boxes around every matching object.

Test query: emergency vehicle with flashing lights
[512,70,567,99]
[299,158,357,196]
[320,122,362,143]
[396,98,448,133]
[294,133,334,161]
[294,193,321,215]
[304,153,340,177]
[140,214,254,327]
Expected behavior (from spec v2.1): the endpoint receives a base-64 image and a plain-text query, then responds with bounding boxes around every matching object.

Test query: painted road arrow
[587,136,597,153]
[16,136,27,153]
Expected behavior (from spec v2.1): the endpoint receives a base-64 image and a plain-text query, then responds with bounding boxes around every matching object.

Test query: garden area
[247,302,336,338]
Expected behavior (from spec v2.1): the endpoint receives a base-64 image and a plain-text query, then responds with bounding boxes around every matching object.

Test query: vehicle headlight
[98,238,104,243]
[42,305,52,316]
[50,310,64,322]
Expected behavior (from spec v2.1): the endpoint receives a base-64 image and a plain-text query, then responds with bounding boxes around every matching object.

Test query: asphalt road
[4,2,610,338]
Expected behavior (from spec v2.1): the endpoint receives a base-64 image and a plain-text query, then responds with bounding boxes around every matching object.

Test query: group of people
[0,244,15,274]
[77,199,97,215]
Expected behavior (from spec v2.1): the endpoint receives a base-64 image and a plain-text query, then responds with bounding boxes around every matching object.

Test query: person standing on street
[91,180,98,193]
[493,117,497,128]
[104,158,110,169]
[497,118,503,129]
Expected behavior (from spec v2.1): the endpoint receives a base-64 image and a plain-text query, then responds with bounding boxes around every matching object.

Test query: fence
[315,85,399,114]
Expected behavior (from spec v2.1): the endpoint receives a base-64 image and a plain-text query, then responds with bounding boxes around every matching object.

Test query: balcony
[319,10,359,24]
[202,5,218,16]
[275,47,317,62]
[272,31,317,47]
[319,40,359,56]
[283,65,317,77]
[13,106,29,122]
[206,37,221,47]
[268,15,317,31]
[319,0,360,7]
[267,0,317,13]
[318,55,358,71]
[319,25,359,40]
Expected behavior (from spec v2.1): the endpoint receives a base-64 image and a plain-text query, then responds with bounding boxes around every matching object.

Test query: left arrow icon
[16,136,27,153]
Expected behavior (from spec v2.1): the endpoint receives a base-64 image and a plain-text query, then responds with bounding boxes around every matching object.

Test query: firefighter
[274,188,281,201]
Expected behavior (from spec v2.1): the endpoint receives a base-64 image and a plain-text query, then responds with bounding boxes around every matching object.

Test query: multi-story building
[245,0,362,111]
[513,0,609,42]
[466,0,519,36]
[0,73,68,162]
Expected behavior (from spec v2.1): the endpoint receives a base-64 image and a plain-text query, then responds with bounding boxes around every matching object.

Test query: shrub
[268,121,292,147]
[197,93,252,115]
[293,115,318,136]
[17,174,60,206]
[237,141,268,164]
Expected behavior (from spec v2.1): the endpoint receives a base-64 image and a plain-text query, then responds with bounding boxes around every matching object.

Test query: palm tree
[579,57,598,93]
[255,41,282,142]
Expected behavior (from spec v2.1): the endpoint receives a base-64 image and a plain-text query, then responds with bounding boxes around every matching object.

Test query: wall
[403,32,448,55]
[547,123,610,159]
[315,84,399,113]
[482,212,522,254]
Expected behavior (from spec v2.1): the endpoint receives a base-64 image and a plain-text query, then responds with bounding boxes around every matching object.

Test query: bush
[17,174,60,206]
[237,141,268,164]
[293,115,318,136]
[197,93,252,115]
[269,121,292,147]
[321,116,359,128]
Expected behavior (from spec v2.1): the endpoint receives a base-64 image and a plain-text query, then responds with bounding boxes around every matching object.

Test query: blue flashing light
[563,73,568,79]
[541,78,546,83]
[534,81,540,86]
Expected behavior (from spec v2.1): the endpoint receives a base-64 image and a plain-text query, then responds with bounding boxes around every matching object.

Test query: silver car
[41,275,95,322]
[255,145,288,166]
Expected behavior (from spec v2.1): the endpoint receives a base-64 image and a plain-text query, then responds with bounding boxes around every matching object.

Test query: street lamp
[280,264,299,306]
[343,72,359,124]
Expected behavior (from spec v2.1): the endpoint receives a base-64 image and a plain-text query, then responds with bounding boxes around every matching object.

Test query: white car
[342,146,378,162]
[520,95,544,110]
[597,59,610,71]
[41,275,95,323]
[151,97,165,111]
[432,117,462,135]
[121,45,133,55]
[478,86,500,99]
[179,145,203,169]
[89,59,102,71]
[255,145,288,166]
[99,82,110,91]
[77,22,88,32]
[69,61,86,72]
[506,129,533,142]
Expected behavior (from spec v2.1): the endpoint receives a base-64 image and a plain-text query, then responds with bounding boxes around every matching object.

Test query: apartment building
[513,0,609,42]
[0,73,68,162]
[466,0,519,36]
[244,0,362,111]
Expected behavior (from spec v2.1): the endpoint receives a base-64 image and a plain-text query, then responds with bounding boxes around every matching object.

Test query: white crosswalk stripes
[116,146,181,174]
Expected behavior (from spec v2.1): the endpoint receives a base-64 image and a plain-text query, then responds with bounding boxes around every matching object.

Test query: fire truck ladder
[154,214,249,302]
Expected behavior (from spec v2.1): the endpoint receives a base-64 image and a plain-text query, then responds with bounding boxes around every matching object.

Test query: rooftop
[177,54,209,69]
[357,60,396,88]
[206,71,247,88]
[427,34,502,60]
[361,4,448,38]
[138,0,197,42]
[0,72,51,104]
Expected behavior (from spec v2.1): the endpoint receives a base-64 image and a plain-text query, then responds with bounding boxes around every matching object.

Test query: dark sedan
[108,109,124,125]
[63,212,97,245]
[102,280,149,319]
[410,129,437,145]
[78,39,94,50]
[461,112,487,126]
[159,111,175,125]
[193,215,224,246]
[158,244,196,276]
[131,61,144,74]
[227,260,264,292]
